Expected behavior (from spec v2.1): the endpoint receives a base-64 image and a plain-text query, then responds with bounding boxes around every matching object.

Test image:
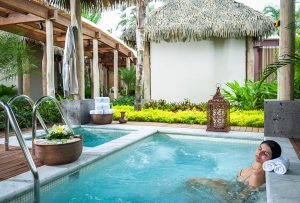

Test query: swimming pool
[73,128,132,147]
[26,127,132,147]
[19,133,265,202]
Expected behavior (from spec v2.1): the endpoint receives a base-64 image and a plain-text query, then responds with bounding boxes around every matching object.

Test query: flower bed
[113,106,264,127]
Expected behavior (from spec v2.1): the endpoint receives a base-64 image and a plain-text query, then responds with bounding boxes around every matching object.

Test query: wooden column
[126,57,131,69]
[278,0,295,100]
[46,19,55,97]
[71,0,85,99]
[135,1,147,110]
[114,49,119,99]
[99,63,104,96]
[42,44,47,96]
[144,41,151,100]
[92,39,100,98]
[246,37,254,81]
[22,74,30,96]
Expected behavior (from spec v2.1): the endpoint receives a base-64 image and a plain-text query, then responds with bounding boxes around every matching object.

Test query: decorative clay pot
[119,111,128,124]
[34,135,83,165]
[90,113,113,124]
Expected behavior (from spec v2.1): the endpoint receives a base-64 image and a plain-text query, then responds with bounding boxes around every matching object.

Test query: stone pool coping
[0,124,273,202]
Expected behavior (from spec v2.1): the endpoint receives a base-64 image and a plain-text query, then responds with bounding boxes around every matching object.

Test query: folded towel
[273,156,290,175]
[95,103,110,110]
[95,97,110,104]
[103,109,114,114]
[263,156,290,174]
[90,110,104,114]
[263,160,276,172]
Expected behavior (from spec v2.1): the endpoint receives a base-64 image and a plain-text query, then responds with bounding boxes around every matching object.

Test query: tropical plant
[112,105,264,127]
[81,11,101,24]
[0,84,17,97]
[46,125,73,140]
[112,96,135,106]
[222,80,277,110]
[144,99,207,112]
[0,32,38,81]
[263,5,280,20]
[119,66,136,95]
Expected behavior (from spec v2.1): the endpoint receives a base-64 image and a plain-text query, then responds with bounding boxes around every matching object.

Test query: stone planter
[90,114,113,124]
[34,135,83,165]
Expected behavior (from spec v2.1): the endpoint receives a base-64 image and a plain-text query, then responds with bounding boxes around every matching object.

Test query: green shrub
[113,106,264,127]
[144,99,207,112]
[112,96,135,106]
[0,84,17,97]
[222,80,277,110]
[0,96,62,131]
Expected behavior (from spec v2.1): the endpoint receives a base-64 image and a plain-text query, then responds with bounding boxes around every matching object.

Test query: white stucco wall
[150,38,246,103]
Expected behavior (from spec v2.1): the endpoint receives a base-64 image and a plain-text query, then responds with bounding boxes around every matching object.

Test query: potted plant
[34,125,83,165]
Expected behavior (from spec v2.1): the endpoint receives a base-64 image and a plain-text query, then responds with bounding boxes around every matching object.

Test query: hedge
[113,106,264,127]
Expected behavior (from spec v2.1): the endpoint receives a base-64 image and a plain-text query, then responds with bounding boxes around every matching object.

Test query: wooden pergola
[0,0,136,98]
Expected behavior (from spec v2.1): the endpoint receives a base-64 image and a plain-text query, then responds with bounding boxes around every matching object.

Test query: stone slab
[61,99,94,125]
[264,100,300,138]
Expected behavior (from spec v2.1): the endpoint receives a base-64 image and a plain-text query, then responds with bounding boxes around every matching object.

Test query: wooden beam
[0,13,43,26]
[55,34,91,42]
[0,24,46,42]
[0,0,49,18]
[0,10,8,18]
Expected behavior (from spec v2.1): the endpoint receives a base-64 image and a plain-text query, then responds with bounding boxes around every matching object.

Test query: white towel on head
[274,156,290,175]
[263,160,276,172]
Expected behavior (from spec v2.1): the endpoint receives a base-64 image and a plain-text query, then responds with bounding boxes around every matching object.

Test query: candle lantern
[206,84,230,132]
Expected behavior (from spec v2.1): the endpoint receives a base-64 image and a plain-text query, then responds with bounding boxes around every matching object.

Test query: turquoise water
[73,128,132,147]
[28,134,264,202]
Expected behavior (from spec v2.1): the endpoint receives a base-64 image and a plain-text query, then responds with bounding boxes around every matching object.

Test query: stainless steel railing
[0,101,40,203]
[32,96,74,155]
[4,95,49,151]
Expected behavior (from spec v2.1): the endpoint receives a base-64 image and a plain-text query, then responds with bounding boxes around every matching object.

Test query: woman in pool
[187,140,281,200]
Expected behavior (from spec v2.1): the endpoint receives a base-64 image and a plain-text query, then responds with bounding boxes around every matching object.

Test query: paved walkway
[113,121,264,133]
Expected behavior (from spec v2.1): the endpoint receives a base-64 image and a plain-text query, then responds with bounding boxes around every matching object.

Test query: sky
[98,0,281,37]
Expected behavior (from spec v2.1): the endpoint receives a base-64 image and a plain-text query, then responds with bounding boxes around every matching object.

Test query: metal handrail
[32,96,74,155]
[0,101,40,203]
[4,95,49,151]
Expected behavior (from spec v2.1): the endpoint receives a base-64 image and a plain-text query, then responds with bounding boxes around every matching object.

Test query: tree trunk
[278,0,295,100]
[135,0,147,111]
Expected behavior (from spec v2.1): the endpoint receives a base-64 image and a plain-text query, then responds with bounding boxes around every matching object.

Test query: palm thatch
[145,0,276,42]
[121,25,137,48]
[36,0,157,13]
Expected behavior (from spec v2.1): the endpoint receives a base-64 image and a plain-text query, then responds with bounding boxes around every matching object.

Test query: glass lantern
[206,84,230,132]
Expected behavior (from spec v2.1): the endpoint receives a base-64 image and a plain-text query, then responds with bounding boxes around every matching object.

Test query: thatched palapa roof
[38,0,157,12]
[145,0,276,42]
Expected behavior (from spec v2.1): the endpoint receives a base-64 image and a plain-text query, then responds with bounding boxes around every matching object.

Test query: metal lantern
[206,84,230,132]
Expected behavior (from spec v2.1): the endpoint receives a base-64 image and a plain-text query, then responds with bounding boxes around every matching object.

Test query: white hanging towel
[62,25,78,97]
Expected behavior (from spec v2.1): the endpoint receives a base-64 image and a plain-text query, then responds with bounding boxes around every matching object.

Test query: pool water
[28,134,265,202]
[73,128,132,147]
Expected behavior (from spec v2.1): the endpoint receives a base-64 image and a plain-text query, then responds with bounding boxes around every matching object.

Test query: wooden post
[92,39,100,98]
[42,43,47,96]
[126,57,131,69]
[144,41,151,100]
[23,73,30,96]
[246,37,254,81]
[71,0,85,99]
[46,19,55,97]
[278,0,295,100]
[99,63,104,96]
[114,49,118,99]
[135,0,147,110]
